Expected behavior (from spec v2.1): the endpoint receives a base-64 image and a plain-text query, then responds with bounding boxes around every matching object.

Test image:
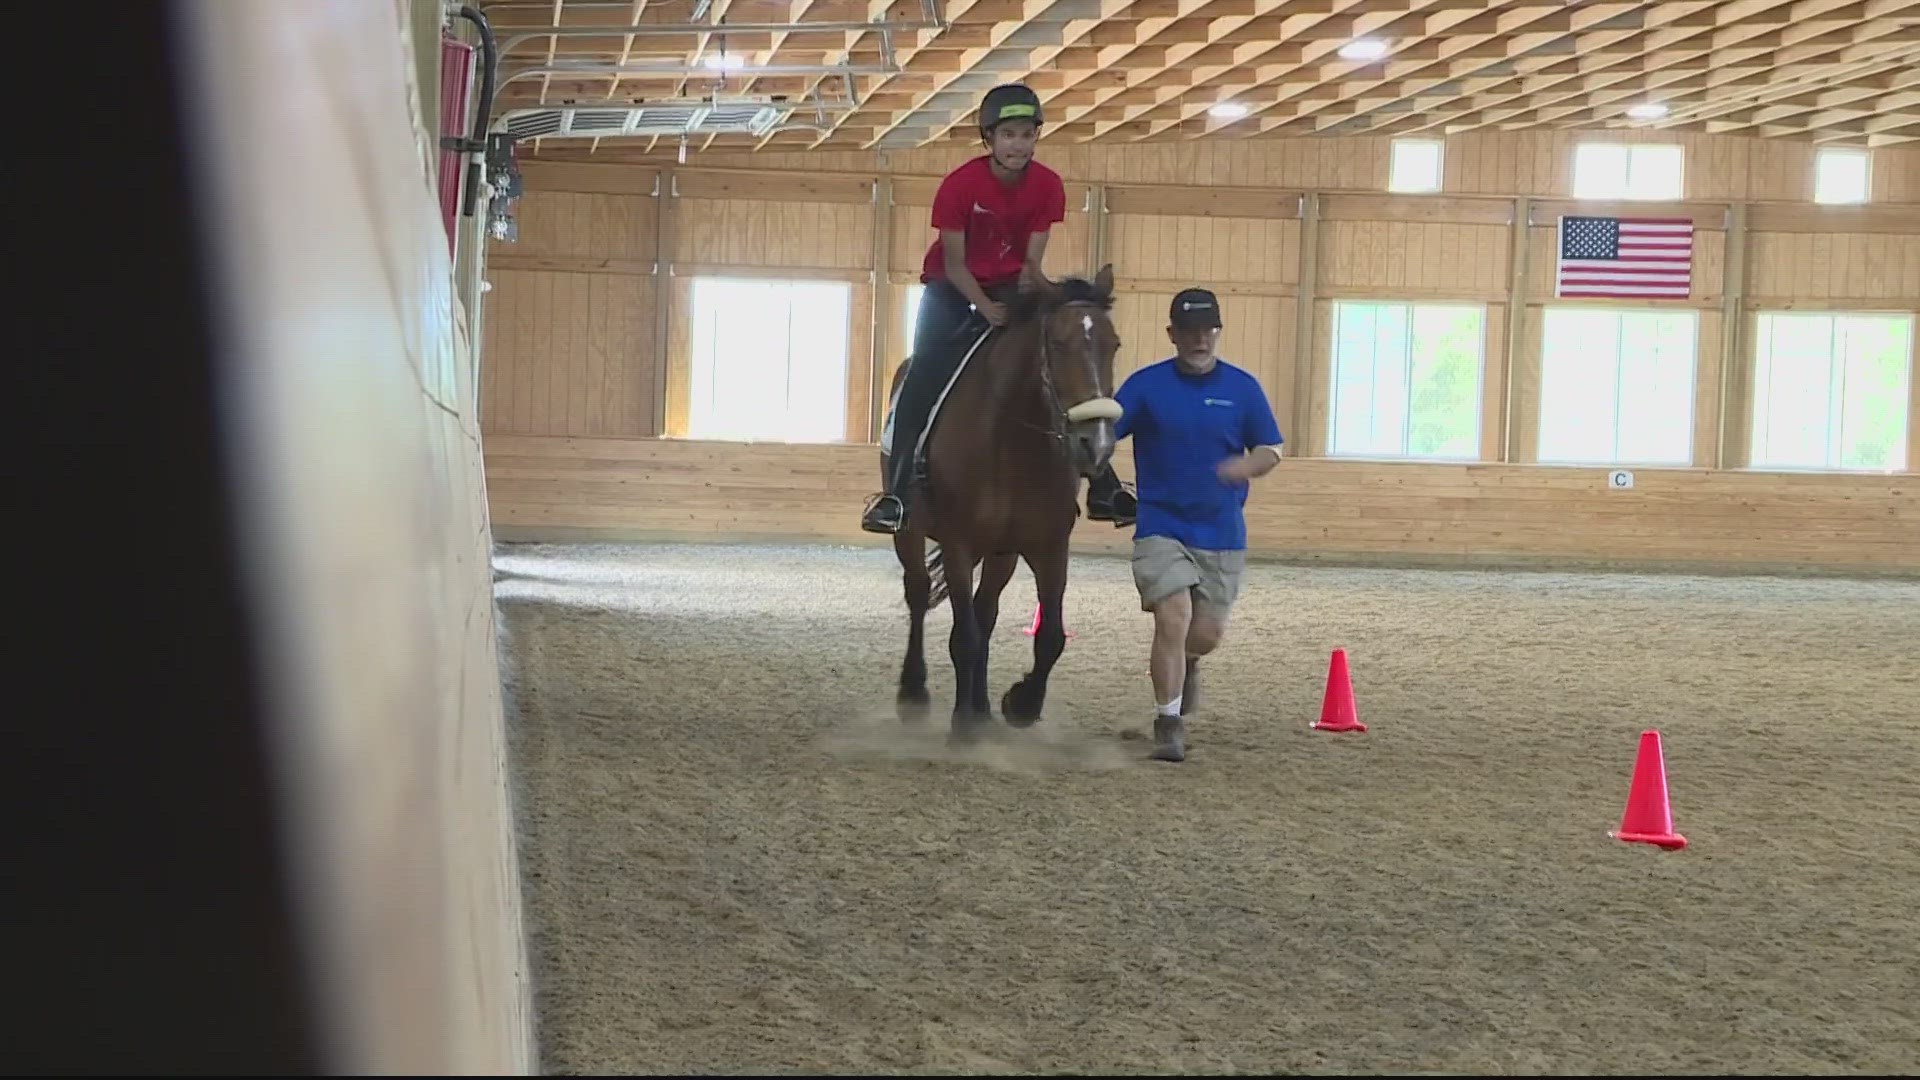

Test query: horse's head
[1015,263,1123,478]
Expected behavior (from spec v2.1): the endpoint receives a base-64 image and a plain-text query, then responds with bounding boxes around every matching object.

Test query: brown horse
[879,265,1123,744]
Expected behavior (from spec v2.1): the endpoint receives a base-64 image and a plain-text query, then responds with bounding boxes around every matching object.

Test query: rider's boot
[861,474,907,534]
[863,387,929,535]
[1086,463,1137,527]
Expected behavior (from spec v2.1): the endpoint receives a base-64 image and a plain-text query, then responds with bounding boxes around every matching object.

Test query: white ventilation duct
[500,102,793,139]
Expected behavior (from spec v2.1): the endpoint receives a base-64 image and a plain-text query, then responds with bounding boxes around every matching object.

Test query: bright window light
[688,277,850,443]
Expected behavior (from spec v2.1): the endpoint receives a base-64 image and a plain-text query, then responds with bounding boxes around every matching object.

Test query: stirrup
[1089,480,1137,526]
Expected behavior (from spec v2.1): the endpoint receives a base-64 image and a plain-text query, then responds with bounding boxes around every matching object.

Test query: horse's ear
[1094,263,1115,297]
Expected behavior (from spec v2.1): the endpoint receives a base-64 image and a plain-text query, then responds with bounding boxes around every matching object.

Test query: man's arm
[1216,378,1284,482]
[1113,371,1142,442]
[1243,444,1282,477]
[1243,379,1285,476]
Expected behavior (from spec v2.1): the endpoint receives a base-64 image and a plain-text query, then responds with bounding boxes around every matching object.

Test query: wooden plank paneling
[481,268,658,438]
[1528,200,1730,231]
[517,161,660,196]
[485,437,1920,574]
[1319,193,1512,226]
[1873,148,1920,204]
[1745,232,1920,304]
[670,198,872,268]
[1747,204,1920,233]
[673,168,873,203]
[1107,214,1299,288]
[1319,221,1510,298]
[1104,185,1300,218]
[506,189,656,263]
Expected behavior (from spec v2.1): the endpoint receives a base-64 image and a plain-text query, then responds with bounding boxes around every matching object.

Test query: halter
[1025,298,1124,449]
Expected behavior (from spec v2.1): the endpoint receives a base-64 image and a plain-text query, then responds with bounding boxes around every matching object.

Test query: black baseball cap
[1169,287,1222,330]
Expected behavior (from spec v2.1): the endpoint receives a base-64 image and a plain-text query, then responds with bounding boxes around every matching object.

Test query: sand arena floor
[492,541,1920,1075]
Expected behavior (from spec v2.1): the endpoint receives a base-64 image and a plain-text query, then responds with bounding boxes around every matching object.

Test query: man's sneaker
[1150,713,1187,762]
[860,493,905,534]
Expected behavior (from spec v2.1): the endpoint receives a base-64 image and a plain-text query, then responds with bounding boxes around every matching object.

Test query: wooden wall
[481,132,1920,575]
[186,2,536,1072]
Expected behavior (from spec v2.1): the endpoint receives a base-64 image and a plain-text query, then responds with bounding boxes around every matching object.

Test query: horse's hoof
[1001,678,1045,727]
[897,685,930,723]
[948,712,994,747]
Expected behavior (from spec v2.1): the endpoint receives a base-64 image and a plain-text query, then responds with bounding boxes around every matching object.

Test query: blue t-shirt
[1113,358,1284,551]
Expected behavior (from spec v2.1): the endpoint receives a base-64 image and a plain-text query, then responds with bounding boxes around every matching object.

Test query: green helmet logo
[980,84,1044,134]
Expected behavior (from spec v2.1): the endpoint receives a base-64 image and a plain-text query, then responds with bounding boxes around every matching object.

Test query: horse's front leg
[941,541,991,745]
[968,553,1019,718]
[1002,546,1069,726]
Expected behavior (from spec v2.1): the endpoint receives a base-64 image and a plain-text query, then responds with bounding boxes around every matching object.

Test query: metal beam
[500,18,943,53]
[500,61,897,85]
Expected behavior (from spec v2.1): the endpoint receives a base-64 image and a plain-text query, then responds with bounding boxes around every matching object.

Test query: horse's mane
[1006,277,1115,326]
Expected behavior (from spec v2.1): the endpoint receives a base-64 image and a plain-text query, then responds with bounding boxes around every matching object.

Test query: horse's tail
[926,542,949,607]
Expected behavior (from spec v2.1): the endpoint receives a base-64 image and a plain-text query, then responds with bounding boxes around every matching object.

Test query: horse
[877,265,1124,744]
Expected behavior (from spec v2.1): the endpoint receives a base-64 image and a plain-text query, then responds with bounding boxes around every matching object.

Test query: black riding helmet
[979,83,1044,138]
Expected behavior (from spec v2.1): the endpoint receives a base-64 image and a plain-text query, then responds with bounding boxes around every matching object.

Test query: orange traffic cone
[1610,729,1688,850]
[1312,648,1367,732]
[1020,605,1074,639]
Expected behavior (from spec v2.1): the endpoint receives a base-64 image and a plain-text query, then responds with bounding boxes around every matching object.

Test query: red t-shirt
[920,155,1067,288]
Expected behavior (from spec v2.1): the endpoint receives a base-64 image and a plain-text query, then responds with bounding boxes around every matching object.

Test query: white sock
[1157,696,1182,717]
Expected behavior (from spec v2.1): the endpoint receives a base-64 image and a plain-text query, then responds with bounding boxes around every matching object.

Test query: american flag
[1555,215,1694,300]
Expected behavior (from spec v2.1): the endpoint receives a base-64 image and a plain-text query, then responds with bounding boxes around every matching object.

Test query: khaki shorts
[1131,535,1246,616]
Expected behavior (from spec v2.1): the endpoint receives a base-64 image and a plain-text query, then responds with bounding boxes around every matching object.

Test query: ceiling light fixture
[1338,38,1390,61]
[1209,101,1250,119]
[703,52,745,70]
[1626,102,1668,120]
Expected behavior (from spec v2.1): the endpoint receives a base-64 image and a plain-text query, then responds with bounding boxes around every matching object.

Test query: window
[1814,148,1870,205]
[1573,143,1684,200]
[1330,301,1484,459]
[904,283,926,351]
[1388,138,1444,193]
[1537,308,1697,465]
[687,277,850,442]
[1750,312,1912,472]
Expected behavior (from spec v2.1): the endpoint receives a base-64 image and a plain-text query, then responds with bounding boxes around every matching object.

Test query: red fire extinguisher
[438,36,475,256]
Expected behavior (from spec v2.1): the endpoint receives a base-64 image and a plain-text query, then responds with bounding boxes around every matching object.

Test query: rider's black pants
[885,279,1013,495]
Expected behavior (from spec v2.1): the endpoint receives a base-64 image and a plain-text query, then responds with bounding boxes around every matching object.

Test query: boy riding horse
[861,83,1135,536]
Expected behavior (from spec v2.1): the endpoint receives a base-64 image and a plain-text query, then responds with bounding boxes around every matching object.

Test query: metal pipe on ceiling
[501,19,939,50]
[497,0,945,51]
[498,95,864,117]
[499,61,896,85]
